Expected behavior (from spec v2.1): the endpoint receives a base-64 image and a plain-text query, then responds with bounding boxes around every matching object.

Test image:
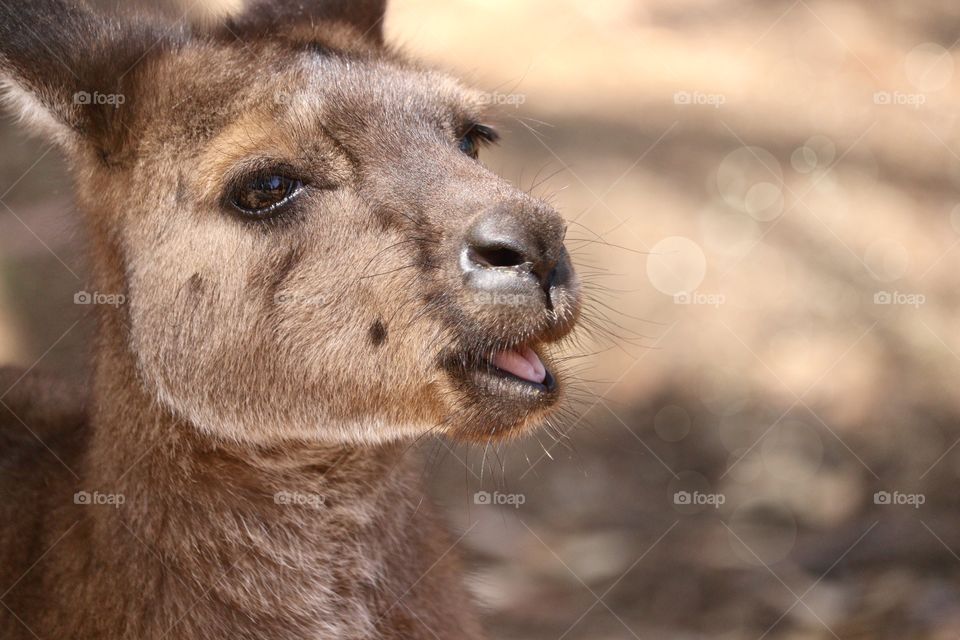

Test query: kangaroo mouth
[445,343,557,394]
[437,263,580,440]
[441,341,561,440]
[488,345,556,391]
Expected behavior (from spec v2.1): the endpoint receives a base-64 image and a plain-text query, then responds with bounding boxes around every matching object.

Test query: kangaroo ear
[223,0,388,44]
[0,0,169,155]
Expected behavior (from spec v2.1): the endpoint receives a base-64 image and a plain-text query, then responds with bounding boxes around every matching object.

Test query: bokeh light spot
[905,43,954,92]
[864,239,910,281]
[647,236,707,295]
[655,405,691,442]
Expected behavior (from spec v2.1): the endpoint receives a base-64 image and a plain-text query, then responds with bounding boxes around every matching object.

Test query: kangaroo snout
[438,192,581,441]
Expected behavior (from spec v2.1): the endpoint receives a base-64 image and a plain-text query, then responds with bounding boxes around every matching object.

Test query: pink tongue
[492,346,547,384]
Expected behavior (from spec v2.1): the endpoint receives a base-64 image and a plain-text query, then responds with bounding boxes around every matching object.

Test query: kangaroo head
[0,0,582,445]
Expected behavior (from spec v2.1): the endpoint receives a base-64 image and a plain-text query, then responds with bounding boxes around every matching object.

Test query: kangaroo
[0,1,581,638]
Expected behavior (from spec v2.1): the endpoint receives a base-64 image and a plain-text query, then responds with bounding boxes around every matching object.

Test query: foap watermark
[474,490,526,509]
[674,91,726,109]
[874,490,925,509]
[471,291,539,309]
[74,490,126,509]
[674,490,725,509]
[73,91,126,109]
[479,91,526,108]
[273,91,327,109]
[874,291,925,308]
[75,291,126,307]
[674,291,725,308]
[273,292,329,307]
[274,491,326,509]
[873,91,926,109]
[273,91,319,108]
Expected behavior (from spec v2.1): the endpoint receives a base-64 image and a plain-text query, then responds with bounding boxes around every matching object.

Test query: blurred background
[3,0,960,638]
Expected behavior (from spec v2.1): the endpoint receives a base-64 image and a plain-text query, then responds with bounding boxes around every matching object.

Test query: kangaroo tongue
[492,346,547,384]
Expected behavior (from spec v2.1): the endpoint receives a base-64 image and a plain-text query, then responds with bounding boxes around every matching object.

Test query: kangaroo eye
[229,172,304,218]
[459,135,480,159]
[458,123,499,160]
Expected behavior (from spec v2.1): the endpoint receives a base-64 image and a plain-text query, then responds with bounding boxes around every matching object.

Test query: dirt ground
[2,1,960,638]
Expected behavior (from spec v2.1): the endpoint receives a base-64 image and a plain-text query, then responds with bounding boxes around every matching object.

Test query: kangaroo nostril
[462,202,570,298]
[468,244,528,269]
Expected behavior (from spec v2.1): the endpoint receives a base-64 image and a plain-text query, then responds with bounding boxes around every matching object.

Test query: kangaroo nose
[466,234,557,292]
[461,202,570,298]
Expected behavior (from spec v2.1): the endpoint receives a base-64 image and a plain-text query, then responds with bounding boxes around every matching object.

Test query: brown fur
[0,1,581,638]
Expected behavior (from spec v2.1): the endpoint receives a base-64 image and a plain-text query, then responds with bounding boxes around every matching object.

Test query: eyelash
[459,124,499,159]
